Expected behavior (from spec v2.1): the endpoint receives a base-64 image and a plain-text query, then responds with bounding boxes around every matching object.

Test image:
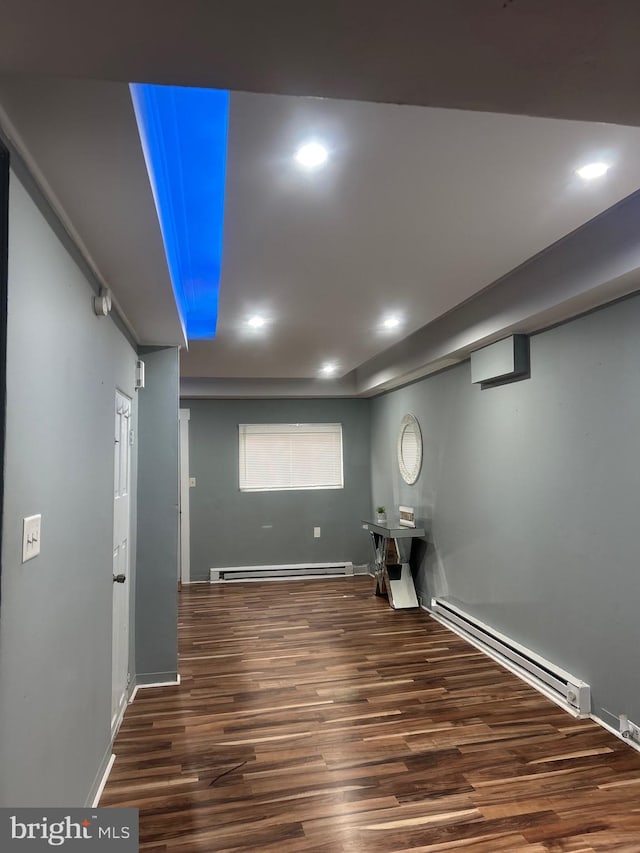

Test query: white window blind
[239,423,344,492]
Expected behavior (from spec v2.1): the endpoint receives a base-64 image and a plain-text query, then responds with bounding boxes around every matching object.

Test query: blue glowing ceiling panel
[130,84,230,339]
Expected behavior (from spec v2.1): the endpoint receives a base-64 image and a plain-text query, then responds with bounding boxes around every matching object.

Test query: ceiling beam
[2,1,640,126]
[356,190,640,394]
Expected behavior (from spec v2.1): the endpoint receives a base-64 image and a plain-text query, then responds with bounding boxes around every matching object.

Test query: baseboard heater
[210,562,354,582]
[430,598,591,717]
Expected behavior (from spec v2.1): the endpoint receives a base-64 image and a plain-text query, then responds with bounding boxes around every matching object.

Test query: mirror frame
[397,413,422,485]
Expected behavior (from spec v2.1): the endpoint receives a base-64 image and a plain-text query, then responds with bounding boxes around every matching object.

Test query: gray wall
[0,142,7,596]
[183,398,372,580]
[136,346,179,683]
[371,292,640,728]
[0,171,138,806]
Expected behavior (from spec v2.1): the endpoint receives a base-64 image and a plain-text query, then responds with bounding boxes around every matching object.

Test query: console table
[362,520,425,609]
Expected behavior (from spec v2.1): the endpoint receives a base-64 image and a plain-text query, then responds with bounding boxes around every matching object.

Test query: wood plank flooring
[102,577,640,851]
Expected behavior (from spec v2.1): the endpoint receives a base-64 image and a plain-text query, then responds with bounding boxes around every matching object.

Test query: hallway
[102,578,640,851]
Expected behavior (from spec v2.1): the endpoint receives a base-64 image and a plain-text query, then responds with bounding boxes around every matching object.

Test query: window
[239,423,343,492]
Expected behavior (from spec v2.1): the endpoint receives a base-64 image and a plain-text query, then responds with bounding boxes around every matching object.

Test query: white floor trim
[129,674,181,704]
[91,753,116,807]
[110,686,131,741]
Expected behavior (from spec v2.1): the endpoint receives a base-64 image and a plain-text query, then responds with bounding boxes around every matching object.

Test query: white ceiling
[184,92,640,379]
[2,4,640,395]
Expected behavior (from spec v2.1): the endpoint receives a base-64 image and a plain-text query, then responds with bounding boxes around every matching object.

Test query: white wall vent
[430,598,591,717]
[470,334,529,386]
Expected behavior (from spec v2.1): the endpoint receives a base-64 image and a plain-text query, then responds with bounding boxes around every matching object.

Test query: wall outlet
[620,714,640,743]
[314,527,321,538]
[627,721,640,744]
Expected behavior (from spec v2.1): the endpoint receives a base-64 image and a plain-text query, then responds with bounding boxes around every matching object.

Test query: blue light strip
[130,84,230,339]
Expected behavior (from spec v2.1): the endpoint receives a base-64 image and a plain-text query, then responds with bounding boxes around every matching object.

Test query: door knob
[113,574,126,584]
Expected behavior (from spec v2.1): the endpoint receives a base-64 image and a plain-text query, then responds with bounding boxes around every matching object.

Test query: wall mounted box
[135,359,145,390]
[470,334,529,385]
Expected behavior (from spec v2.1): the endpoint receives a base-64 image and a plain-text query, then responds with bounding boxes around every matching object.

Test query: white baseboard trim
[86,747,116,809]
[111,683,132,741]
[129,674,181,703]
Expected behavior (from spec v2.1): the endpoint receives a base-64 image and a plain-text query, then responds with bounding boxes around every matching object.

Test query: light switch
[314,527,321,538]
[189,477,196,487]
[22,514,42,562]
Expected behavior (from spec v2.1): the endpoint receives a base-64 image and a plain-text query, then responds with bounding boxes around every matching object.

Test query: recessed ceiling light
[382,316,401,329]
[576,162,610,180]
[247,315,266,328]
[295,142,328,170]
[320,362,337,376]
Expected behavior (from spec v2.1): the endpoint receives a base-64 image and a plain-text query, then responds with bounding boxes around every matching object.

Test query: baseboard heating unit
[430,598,591,717]
[210,562,353,582]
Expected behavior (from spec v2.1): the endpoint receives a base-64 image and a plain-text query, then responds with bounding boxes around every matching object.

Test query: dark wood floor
[102,577,640,851]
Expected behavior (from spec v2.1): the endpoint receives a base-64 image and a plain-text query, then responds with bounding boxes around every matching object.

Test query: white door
[112,391,131,735]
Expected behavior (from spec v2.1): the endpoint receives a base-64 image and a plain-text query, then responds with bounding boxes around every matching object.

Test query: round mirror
[397,414,422,484]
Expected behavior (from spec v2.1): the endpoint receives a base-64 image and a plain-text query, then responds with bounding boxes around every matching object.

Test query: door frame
[112,389,132,736]
[179,408,191,585]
